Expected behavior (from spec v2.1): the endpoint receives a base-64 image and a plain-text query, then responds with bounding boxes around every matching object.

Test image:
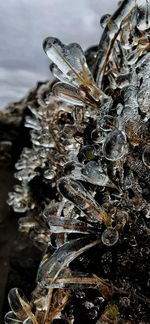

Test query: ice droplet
[101,228,119,246]
[142,145,150,168]
[102,129,127,161]
[44,169,56,180]
[100,14,111,28]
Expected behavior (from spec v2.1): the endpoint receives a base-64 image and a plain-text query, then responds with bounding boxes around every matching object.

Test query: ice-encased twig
[37,237,101,287]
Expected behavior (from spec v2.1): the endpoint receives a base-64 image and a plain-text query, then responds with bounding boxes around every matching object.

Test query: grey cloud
[0,0,118,108]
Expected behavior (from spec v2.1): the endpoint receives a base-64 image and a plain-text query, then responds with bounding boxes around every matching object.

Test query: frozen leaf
[95,0,150,86]
[47,274,112,300]
[50,63,71,84]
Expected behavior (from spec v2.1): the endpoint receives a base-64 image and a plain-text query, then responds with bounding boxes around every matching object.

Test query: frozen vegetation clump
[2,0,150,323]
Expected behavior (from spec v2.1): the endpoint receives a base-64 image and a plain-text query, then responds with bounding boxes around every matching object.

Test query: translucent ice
[58,177,111,225]
[48,216,95,234]
[81,161,114,187]
[37,237,100,287]
[23,319,34,324]
[101,228,119,246]
[4,311,22,323]
[100,14,111,28]
[43,37,104,102]
[97,115,119,132]
[102,129,127,161]
[52,82,86,106]
[43,37,92,87]
[43,169,56,180]
[8,288,29,319]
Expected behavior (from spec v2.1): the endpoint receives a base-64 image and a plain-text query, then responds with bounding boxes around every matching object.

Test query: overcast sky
[0,0,118,108]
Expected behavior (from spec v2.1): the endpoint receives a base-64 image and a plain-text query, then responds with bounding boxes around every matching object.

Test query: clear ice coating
[48,216,95,234]
[43,36,105,102]
[58,177,111,225]
[102,130,127,161]
[43,37,91,86]
[52,82,86,106]
[37,237,101,287]
[81,161,115,188]
[65,160,115,188]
